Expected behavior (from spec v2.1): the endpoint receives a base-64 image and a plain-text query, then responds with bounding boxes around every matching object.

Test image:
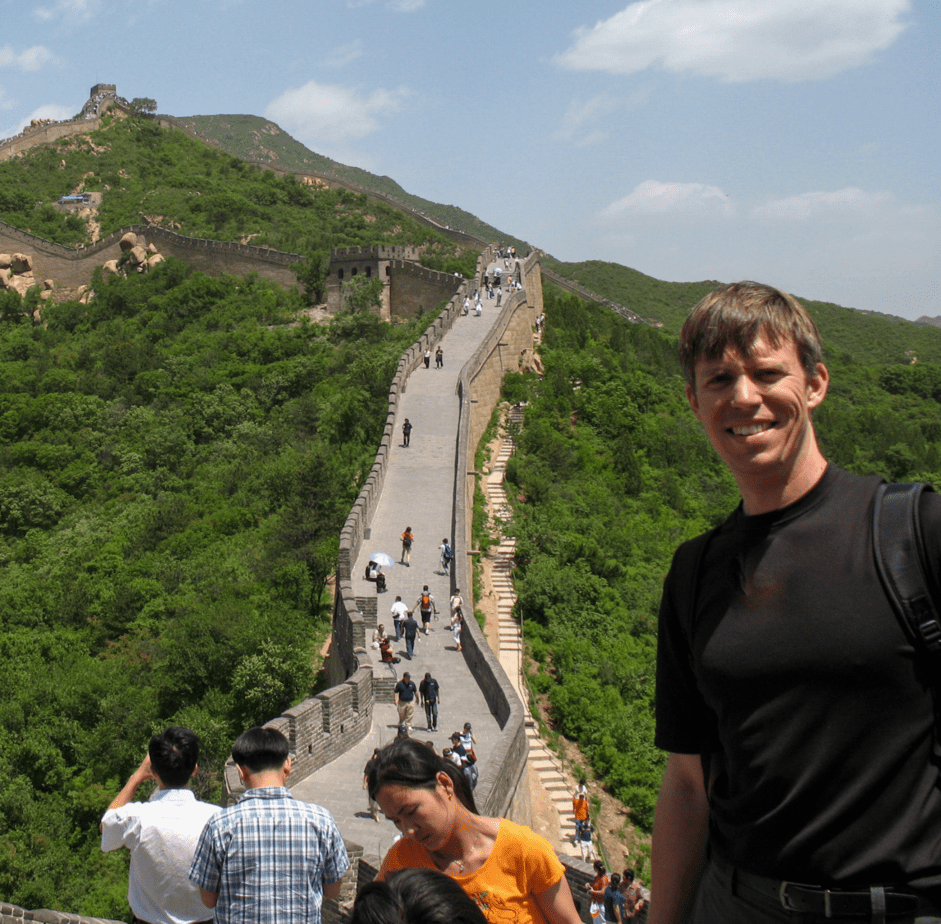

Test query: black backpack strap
[873,482,941,657]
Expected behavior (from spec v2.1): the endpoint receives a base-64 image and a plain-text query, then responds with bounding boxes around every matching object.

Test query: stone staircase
[486,406,580,854]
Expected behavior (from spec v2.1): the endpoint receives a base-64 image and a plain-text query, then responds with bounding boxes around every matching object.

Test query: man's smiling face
[686,332,829,496]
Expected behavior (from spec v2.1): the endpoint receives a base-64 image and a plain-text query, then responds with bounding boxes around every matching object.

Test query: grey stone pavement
[291,266,517,866]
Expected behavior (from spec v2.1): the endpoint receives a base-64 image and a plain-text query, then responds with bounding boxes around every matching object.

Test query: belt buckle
[779,882,834,917]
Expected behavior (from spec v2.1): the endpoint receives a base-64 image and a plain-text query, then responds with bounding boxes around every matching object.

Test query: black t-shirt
[655,465,941,887]
[403,617,418,639]
[394,680,416,702]
[419,678,439,702]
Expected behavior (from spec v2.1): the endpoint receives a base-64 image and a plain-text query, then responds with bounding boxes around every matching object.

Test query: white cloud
[0,45,56,72]
[752,187,896,221]
[264,80,409,166]
[554,94,618,146]
[321,41,364,69]
[601,179,737,217]
[34,0,97,21]
[556,0,910,82]
[1,102,75,138]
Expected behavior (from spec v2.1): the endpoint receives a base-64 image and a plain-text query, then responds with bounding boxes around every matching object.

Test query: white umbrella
[370,552,395,567]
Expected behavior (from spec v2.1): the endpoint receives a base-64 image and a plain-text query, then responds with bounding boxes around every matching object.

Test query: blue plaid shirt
[188,787,349,924]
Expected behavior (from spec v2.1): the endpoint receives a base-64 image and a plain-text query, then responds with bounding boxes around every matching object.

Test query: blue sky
[6,0,940,319]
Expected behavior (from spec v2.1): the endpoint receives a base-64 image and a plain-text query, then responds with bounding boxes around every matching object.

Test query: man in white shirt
[101,726,220,924]
[390,595,409,641]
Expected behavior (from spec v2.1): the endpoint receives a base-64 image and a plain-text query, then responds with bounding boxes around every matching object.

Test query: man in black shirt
[651,282,941,924]
[418,672,440,731]
[393,673,417,731]
[402,611,419,659]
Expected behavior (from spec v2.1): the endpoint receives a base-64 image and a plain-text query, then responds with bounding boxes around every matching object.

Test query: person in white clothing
[101,726,220,924]
[390,595,409,641]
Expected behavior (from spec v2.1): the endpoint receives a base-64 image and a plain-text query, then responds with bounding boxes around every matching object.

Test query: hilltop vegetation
[173,113,532,254]
[0,113,476,293]
[546,259,941,367]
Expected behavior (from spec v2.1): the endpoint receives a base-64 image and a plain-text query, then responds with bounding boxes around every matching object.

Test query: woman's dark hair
[352,869,487,924]
[366,738,477,813]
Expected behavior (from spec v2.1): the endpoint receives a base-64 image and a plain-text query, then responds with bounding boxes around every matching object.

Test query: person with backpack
[650,282,941,924]
[415,585,437,635]
[402,419,412,448]
[400,526,414,566]
[439,538,454,575]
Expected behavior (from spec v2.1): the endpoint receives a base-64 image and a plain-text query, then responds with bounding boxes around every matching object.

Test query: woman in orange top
[368,739,581,924]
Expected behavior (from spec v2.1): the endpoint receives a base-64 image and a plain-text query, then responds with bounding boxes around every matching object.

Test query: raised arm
[648,752,709,924]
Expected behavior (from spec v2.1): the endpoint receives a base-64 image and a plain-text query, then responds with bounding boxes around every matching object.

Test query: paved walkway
[292,268,515,864]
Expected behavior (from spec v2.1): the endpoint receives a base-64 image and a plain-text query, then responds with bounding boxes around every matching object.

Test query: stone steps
[488,411,582,858]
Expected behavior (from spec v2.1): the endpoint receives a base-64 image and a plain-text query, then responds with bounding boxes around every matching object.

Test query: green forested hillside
[548,259,941,366]
[507,283,941,869]
[0,260,430,916]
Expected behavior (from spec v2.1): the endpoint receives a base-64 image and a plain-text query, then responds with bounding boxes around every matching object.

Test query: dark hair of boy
[148,726,199,788]
[231,726,290,774]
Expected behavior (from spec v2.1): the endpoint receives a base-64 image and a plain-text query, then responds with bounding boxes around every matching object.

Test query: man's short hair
[149,726,199,788]
[231,726,289,774]
[679,281,823,387]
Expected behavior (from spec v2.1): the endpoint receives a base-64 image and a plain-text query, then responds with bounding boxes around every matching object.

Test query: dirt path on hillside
[476,407,652,878]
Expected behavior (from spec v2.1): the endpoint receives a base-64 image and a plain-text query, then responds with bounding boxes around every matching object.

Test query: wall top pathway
[291,268,515,865]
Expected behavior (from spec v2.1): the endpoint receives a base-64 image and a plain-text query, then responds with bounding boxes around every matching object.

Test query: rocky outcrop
[0,253,37,297]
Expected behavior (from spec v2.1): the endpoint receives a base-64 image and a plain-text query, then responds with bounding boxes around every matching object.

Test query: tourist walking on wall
[402,612,419,659]
[402,419,412,447]
[450,607,463,652]
[439,538,453,575]
[400,527,414,566]
[578,820,595,862]
[435,346,443,369]
[573,791,589,844]
[418,672,440,731]
[423,348,431,369]
[394,673,417,729]
[415,585,437,634]
[390,596,408,640]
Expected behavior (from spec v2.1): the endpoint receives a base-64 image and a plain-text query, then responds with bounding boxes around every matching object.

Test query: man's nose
[730,375,757,406]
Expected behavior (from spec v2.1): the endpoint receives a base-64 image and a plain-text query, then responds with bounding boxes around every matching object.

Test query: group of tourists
[587,862,649,924]
[104,728,585,924]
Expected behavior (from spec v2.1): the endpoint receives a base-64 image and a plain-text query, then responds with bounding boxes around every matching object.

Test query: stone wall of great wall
[0,221,304,291]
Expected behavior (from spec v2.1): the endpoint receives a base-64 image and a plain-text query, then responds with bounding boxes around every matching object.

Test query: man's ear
[806,362,829,410]
[283,755,292,780]
[685,382,701,419]
[191,764,199,779]
[236,764,249,785]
